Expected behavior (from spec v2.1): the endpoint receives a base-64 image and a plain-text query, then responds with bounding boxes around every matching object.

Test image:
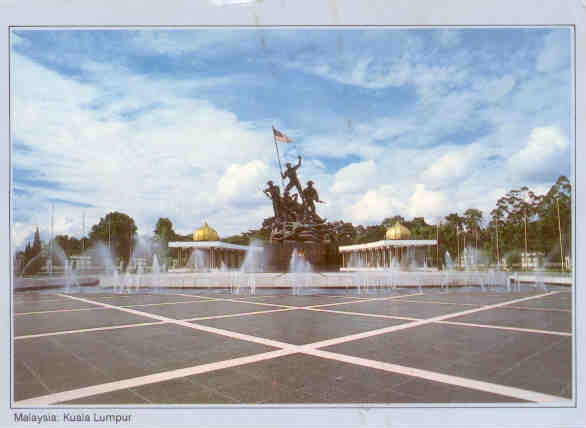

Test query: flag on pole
[273,126,292,143]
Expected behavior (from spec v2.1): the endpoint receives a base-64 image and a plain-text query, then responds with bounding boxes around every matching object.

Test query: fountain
[288,250,313,295]
[13,156,570,296]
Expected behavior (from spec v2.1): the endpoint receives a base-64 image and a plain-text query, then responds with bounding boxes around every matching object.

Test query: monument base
[264,241,340,272]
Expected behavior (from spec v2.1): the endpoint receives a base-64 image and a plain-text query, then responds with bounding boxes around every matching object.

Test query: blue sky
[10,28,572,247]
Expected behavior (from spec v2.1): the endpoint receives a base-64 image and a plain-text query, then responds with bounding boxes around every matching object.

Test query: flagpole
[272,127,285,189]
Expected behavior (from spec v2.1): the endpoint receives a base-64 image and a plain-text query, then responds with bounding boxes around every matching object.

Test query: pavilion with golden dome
[338,221,437,270]
[168,222,250,270]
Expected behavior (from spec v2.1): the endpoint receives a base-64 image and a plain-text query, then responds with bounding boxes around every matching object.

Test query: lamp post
[556,198,564,271]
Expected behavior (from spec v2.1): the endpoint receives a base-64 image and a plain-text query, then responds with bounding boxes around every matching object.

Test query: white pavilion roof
[168,241,251,251]
[339,239,437,252]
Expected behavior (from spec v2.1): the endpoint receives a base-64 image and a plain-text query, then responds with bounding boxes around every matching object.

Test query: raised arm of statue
[294,156,302,170]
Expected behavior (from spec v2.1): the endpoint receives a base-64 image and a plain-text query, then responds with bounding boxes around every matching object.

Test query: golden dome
[385,221,412,240]
[193,222,219,241]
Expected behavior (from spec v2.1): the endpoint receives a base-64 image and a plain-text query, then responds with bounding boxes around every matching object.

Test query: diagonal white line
[302,348,570,403]
[15,307,109,316]
[168,293,297,309]
[182,307,297,322]
[14,296,76,305]
[13,308,298,340]
[16,292,567,404]
[14,321,168,340]
[397,299,481,307]
[169,292,425,310]
[304,307,421,322]
[437,320,572,337]
[15,299,219,316]
[14,290,567,405]
[14,349,297,406]
[305,308,571,337]
[303,293,425,309]
[302,291,563,349]
[55,294,294,349]
[499,305,571,313]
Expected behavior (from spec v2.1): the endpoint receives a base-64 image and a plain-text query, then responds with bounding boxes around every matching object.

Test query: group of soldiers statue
[263,155,325,225]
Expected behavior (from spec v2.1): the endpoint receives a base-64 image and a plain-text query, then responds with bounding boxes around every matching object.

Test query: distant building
[169,222,248,270]
[339,222,437,270]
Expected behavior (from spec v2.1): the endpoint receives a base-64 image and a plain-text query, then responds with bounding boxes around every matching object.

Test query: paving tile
[391,377,527,403]
[507,292,572,310]
[13,291,573,405]
[328,300,467,318]
[448,307,571,332]
[59,388,151,405]
[13,294,72,304]
[135,300,282,319]
[131,354,520,404]
[13,360,52,401]
[196,310,407,345]
[492,337,572,398]
[234,295,363,307]
[323,323,570,398]
[14,309,155,336]
[14,300,103,313]
[14,324,276,401]
[14,339,117,401]
[402,292,543,306]
[74,293,211,306]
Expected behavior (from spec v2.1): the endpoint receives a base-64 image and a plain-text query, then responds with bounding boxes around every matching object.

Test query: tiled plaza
[13,288,572,405]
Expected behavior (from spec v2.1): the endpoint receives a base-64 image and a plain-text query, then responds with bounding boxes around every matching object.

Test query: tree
[153,218,179,264]
[89,212,137,265]
[463,208,483,249]
[536,175,571,269]
[382,215,405,228]
[54,235,83,257]
[32,227,42,254]
[154,218,176,243]
[355,224,386,244]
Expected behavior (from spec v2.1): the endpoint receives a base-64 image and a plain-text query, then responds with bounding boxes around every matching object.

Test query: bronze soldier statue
[263,180,282,219]
[302,180,325,222]
[281,191,303,222]
[281,156,304,200]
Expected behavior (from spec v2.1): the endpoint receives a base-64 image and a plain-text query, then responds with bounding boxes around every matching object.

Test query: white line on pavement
[302,291,563,349]
[14,291,568,405]
[14,349,297,406]
[303,348,570,404]
[14,321,168,340]
[437,320,571,337]
[55,294,293,349]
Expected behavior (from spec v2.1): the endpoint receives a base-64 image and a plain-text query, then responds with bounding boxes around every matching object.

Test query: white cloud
[536,30,571,73]
[507,126,569,181]
[436,29,461,47]
[478,75,516,102]
[129,30,238,56]
[217,160,269,203]
[422,143,483,186]
[11,53,275,247]
[332,160,377,194]
[407,184,449,220]
[10,29,573,249]
[348,185,406,224]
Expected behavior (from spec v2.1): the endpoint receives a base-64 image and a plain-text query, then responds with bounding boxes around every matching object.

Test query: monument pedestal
[264,241,340,272]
